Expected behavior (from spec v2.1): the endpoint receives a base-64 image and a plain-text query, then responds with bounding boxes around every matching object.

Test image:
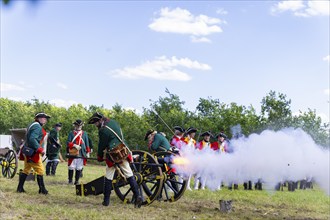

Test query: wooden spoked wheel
[154,151,187,202]
[113,150,163,206]
[2,149,18,179]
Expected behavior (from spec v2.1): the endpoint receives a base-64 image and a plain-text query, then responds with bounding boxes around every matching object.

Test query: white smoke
[173,128,330,195]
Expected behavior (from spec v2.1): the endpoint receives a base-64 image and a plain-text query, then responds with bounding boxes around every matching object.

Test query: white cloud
[190,36,211,43]
[0,82,25,92]
[110,56,211,81]
[271,0,330,17]
[56,82,68,90]
[149,7,224,42]
[324,88,330,96]
[216,8,228,15]
[323,55,330,63]
[271,0,305,13]
[49,99,78,108]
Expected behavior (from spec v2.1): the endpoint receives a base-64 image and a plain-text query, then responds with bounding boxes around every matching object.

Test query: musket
[65,154,99,160]
[49,136,62,149]
[152,109,175,136]
[196,128,203,142]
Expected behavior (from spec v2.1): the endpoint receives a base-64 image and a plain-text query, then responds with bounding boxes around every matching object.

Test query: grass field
[0,161,329,220]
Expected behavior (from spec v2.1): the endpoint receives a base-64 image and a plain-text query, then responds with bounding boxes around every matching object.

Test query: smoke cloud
[173,128,330,195]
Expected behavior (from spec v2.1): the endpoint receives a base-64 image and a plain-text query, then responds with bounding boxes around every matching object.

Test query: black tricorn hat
[73,119,84,126]
[55,123,62,127]
[35,112,51,119]
[88,112,104,124]
[173,126,185,133]
[201,131,213,137]
[144,129,155,141]
[215,132,227,139]
[186,127,197,134]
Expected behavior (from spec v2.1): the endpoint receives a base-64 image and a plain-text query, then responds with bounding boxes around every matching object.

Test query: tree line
[0,90,329,153]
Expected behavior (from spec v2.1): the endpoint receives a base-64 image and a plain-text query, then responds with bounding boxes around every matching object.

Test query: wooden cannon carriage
[0,133,18,179]
[76,150,187,206]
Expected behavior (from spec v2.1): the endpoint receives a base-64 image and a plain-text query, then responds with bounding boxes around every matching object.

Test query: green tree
[292,109,329,147]
[260,90,292,131]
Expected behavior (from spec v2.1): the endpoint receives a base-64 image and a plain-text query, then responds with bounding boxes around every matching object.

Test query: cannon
[0,148,18,179]
[0,134,18,179]
[76,150,187,206]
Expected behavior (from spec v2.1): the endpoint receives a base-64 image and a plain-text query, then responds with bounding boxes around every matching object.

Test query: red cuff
[127,154,133,162]
[86,146,91,153]
[36,147,44,154]
[97,155,104,162]
[68,142,74,148]
[105,159,114,167]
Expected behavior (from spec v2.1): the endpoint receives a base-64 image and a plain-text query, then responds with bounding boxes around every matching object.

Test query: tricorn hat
[201,131,213,137]
[173,126,185,133]
[186,127,197,134]
[35,112,51,119]
[216,132,227,139]
[55,123,62,127]
[73,119,84,126]
[88,112,104,124]
[144,129,156,140]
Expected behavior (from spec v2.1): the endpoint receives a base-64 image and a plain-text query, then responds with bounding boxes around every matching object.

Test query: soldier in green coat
[17,112,50,194]
[145,130,171,153]
[88,112,142,208]
[46,123,62,176]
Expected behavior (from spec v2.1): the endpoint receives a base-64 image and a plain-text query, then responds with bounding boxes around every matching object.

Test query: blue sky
[1,0,329,122]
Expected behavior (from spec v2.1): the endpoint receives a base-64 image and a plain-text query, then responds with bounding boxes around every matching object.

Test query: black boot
[74,170,81,185]
[68,170,73,184]
[80,168,83,178]
[127,176,142,208]
[46,162,51,176]
[234,184,238,190]
[51,161,59,176]
[300,180,306,190]
[288,181,295,192]
[243,182,248,190]
[17,173,27,193]
[102,177,112,206]
[37,175,48,195]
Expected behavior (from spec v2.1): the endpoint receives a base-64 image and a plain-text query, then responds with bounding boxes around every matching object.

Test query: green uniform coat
[97,119,126,160]
[26,122,43,151]
[149,133,171,152]
[46,128,60,160]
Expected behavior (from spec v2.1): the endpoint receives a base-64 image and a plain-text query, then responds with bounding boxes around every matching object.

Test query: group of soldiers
[145,126,230,191]
[17,112,311,209]
[17,112,143,208]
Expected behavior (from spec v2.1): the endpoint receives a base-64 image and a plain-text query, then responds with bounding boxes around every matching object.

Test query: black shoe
[103,177,112,207]
[17,173,27,193]
[102,201,110,206]
[134,195,142,208]
[37,175,48,195]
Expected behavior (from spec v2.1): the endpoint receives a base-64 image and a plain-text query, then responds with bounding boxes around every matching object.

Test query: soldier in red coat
[194,131,213,190]
[170,126,186,150]
[183,127,197,190]
[211,132,229,190]
[66,119,90,185]
[211,132,228,153]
